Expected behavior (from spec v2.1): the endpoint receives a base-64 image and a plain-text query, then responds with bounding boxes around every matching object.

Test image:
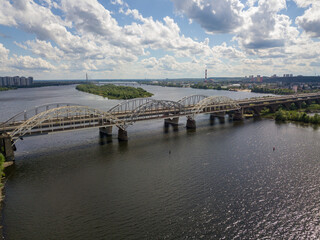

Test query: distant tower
[205,69,207,81]
[86,72,88,84]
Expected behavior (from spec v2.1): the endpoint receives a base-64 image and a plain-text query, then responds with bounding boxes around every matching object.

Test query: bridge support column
[268,105,278,113]
[0,133,15,162]
[233,110,244,121]
[99,126,112,137]
[295,101,302,109]
[164,117,179,126]
[118,128,128,141]
[186,119,196,129]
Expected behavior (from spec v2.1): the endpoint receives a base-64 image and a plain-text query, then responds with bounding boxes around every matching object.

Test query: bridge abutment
[0,133,15,162]
[118,128,128,141]
[186,119,196,129]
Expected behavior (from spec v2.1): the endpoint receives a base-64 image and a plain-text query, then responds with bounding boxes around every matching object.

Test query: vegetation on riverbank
[76,83,153,99]
[0,87,15,92]
[261,103,320,124]
[251,87,295,95]
[0,153,4,187]
[275,110,320,124]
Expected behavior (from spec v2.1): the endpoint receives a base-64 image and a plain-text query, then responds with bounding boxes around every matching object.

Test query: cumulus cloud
[0,0,320,78]
[15,40,64,61]
[296,2,320,37]
[10,55,55,71]
[0,43,9,61]
[235,0,293,50]
[293,0,314,8]
[172,0,244,33]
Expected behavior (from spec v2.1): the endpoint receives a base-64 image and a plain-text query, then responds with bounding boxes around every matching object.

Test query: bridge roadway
[1,92,320,161]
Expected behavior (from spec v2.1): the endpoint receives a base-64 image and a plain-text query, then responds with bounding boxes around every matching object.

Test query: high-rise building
[0,76,34,87]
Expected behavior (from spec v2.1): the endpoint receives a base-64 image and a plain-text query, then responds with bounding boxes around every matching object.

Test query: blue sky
[0,0,320,80]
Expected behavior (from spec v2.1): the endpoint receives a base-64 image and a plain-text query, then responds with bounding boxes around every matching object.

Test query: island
[76,83,153,99]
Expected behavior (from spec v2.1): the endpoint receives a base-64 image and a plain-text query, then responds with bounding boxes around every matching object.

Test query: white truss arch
[10,105,121,142]
[190,96,240,115]
[128,99,184,123]
[108,98,153,114]
[0,103,80,128]
[178,95,208,107]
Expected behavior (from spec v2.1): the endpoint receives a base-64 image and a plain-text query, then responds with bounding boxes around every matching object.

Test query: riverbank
[261,104,320,124]
[0,87,16,92]
[0,154,14,239]
[76,83,153,99]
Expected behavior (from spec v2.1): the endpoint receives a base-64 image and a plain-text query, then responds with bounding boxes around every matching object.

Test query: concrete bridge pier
[218,114,225,124]
[295,101,302,109]
[186,118,196,129]
[251,107,263,117]
[99,126,113,137]
[164,117,179,126]
[268,105,278,113]
[0,133,15,162]
[233,110,244,121]
[118,128,128,141]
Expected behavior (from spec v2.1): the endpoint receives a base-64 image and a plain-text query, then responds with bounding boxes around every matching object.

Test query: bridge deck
[1,92,319,140]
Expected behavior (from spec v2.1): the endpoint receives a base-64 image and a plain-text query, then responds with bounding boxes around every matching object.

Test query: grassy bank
[261,104,320,124]
[76,83,153,99]
[0,87,15,92]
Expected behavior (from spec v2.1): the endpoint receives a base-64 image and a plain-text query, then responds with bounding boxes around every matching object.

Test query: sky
[0,0,320,80]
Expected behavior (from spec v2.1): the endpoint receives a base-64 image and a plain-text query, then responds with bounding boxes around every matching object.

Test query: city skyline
[0,0,320,80]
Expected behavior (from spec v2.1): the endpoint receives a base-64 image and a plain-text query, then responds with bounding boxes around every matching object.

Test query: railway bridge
[1,92,320,161]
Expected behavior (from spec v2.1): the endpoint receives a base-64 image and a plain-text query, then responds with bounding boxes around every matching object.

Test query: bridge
[1,92,320,161]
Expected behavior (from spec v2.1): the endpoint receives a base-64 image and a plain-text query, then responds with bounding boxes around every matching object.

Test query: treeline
[76,84,153,99]
[252,87,294,95]
[275,110,320,124]
[0,87,15,91]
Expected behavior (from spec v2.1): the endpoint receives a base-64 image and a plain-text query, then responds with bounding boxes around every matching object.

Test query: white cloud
[0,43,9,61]
[10,55,55,71]
[293,0,314,8]
[172,0,244,33]
[296,2,320,37]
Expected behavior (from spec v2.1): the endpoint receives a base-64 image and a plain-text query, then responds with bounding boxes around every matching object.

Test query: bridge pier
[233,111,244,121]
[210,113,225,123]
[186,119,196,129]
[268,105,278,113]
[99,126,113,137]
[295,101,302,109]
[0,133,15,162]
[118,128,128,141]
[164,117,179,126]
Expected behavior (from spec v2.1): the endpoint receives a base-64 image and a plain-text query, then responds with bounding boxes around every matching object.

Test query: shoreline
[0,161,14,239]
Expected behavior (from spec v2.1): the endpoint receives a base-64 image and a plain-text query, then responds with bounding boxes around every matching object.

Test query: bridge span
[1,92,320,161]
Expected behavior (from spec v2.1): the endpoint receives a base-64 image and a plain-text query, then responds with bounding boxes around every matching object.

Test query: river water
[1,85,320,239]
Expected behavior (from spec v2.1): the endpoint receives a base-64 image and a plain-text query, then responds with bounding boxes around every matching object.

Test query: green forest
[251,87,295,95]
[76,84,153,99]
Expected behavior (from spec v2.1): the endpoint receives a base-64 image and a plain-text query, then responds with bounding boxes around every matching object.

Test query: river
[1,85,320,239]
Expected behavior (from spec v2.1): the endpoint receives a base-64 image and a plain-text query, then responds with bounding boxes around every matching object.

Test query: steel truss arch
[10,105,121,142]
[108,98,153,114]
[128,99,184,123]
[178,95,208,107]
[190,96,241,116]
[0,103,80,128]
